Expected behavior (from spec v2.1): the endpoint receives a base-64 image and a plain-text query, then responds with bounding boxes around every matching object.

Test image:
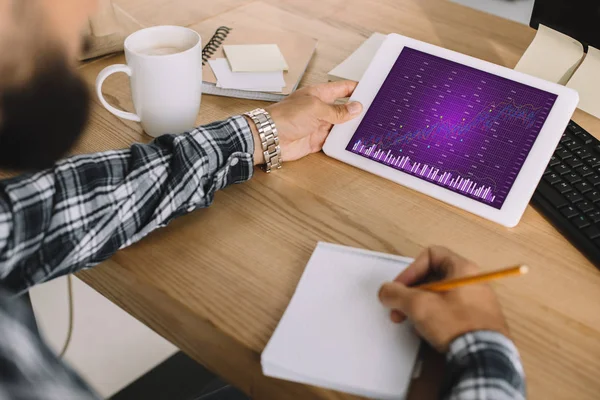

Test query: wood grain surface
[6,1,600,399]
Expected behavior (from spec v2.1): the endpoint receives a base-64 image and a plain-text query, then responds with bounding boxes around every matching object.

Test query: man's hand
[246,81,363,165]
[378,246,510,353]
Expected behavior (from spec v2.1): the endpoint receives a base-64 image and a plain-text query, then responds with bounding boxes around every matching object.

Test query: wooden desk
[74,1,600,399]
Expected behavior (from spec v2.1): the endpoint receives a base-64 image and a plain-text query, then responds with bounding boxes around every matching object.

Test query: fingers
[390,310,406,324]
[318,101,363,124]
[305,80,359,103]
[311,121,333,151]
[378,281,417,310]
[393,246,474,286]
[379,281,434,324]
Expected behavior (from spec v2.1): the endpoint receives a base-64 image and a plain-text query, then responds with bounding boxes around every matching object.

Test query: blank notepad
[261,242,421,400]
[224,44,289,72]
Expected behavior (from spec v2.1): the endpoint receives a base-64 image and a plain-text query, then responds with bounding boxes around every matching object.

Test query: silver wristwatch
[245,108,282,172]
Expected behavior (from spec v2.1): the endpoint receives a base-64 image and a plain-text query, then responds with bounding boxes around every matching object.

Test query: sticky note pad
[224,44,289,72]
[208,58,284,92]
[262,242,421,399]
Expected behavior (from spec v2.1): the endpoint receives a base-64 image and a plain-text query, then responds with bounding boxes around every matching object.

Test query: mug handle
[95,64,141,122]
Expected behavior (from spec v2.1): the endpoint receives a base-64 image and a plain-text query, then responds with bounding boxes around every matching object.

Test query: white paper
[224,44,289,72]
[328,33,387,82]
[261,242,420,400]
[208,58,284,91]
[567,46,600,119]
[515,24,585,85]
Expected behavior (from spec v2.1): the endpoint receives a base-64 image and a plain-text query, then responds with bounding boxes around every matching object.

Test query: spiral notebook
[197,25,317,101]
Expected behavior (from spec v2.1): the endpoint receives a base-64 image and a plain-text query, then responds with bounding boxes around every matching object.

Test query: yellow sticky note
[224,44,289,72]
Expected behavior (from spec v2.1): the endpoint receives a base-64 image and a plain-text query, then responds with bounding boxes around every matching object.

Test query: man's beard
[0,54,90,171]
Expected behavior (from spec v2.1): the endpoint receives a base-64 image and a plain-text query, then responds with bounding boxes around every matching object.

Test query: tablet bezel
[323,33,579,227]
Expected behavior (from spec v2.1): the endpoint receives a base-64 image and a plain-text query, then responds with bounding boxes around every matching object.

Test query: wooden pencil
[415,265,529,291]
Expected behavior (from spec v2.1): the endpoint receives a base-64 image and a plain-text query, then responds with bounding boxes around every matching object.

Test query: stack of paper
[328,33,387,82]
[514,23,600,118]
[262,242,421,399]
[208,44,288,93]
[514,24,585,85]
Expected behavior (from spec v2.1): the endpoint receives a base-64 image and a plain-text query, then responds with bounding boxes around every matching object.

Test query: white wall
[30,276,178,398]
[450,0,535,25]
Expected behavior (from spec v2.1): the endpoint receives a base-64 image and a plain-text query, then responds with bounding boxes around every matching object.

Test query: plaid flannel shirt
[0,116,525,399]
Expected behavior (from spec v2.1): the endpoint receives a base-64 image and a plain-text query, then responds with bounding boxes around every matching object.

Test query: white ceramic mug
[96,26,202,137]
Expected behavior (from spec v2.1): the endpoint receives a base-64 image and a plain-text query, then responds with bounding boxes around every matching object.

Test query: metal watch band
[244,108,282,172]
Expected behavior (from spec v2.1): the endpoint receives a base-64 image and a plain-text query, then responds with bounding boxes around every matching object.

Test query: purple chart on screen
[347,47,558,209]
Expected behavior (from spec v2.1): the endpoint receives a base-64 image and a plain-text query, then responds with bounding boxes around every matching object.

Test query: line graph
[360,99,545,151]
[346,47,557,209]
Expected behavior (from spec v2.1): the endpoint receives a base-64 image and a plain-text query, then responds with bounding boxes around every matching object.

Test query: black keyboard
[532,120,600,267]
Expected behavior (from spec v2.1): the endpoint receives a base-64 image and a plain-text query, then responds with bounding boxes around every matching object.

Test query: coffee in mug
[138,46,188,56]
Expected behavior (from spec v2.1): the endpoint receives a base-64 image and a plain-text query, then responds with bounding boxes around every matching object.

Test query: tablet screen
[346,47,558,209]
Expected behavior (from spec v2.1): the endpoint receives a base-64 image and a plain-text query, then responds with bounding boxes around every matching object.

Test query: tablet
[323,33,579,227]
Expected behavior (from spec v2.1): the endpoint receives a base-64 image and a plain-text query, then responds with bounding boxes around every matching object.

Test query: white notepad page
[262,242,421,400]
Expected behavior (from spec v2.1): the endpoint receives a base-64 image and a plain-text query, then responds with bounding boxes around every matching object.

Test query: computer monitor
[530,0,600,51]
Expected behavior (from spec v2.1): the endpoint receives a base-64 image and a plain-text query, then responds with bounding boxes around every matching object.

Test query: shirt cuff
[190,115,255,188]
[447,331,522,370]
[444,331,526,400]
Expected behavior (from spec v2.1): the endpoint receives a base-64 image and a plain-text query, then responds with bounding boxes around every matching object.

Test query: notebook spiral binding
[202,26,232,65]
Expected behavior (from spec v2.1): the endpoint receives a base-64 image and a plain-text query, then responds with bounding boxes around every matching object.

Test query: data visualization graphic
[347,47,558,209]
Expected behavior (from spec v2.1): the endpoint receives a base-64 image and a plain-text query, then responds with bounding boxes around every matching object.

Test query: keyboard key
[565,141,581,151]
[587,190,600,203]
[549,155,560,166]
[595,144,600,154]
[568,121,582,133]
[576,181,593,193]
[544,173,562,185]
[555,181,572,194]
[543,167,553,175]
[536,181,568,208]
[587,156,600,167]
[561,206,580,219]
[554,164,571,175]
[568,120,580,130]
[556,143,564,150]
[588,211,600,223]
[577,165,593,176]
[577,201,595,213]
[560,134,571,143]
[575,149,592,159]
[566,191,584,203]
[584,225,600,239]
[567,157,583,168]
[557,148,572,160]
[563,173,581,184]
[573,215,591,229]
[588,174,600,186]
[579,132,594,144]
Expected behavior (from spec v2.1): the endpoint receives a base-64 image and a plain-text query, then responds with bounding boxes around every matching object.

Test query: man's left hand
[246,80,363,165]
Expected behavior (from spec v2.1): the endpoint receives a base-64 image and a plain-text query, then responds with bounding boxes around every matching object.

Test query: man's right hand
[378,246,510,353]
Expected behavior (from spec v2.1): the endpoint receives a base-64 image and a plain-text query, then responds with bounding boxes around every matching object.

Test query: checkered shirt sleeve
[0,116,254,295]
[443,330,526,399]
